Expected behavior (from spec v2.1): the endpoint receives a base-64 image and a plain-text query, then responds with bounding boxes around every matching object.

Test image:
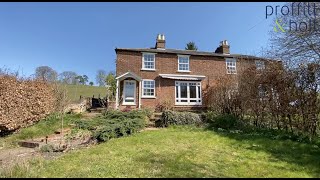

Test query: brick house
[115,34,271,110]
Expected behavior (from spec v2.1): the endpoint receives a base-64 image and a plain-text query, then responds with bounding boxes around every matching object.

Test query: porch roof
[159,74,206,81]
[116,71,142,81]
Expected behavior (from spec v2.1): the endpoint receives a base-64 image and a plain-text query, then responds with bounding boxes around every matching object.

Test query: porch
[115,71,142,110]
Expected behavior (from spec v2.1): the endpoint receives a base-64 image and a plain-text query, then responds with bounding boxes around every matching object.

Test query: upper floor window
[178,55,190,72]
[226,58,236,74]
[142,53,155,70]
[255,60,265,70]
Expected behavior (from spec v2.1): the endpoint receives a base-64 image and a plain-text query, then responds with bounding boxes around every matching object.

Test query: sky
[0,2,283,85]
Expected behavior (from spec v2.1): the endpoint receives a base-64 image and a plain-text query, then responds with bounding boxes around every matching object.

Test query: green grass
[2,126,320,178]
[0,113,82,148]
[64,84,107,103]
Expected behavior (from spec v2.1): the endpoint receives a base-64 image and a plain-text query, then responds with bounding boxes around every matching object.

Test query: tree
[82,75,89,85]
[75,75,89,85]
[185,41,198,51]
[105,71,116,101]
[89,82,94,86]
[268,2,320,140]
[270,2,320,68]
[35,66,57,82]
[96,70,107,87]
[75,75,84,85]
[59,71,78,84]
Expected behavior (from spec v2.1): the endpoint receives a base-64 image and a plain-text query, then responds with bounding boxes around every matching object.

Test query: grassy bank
[0,114,82,149]
[64,84,106,103]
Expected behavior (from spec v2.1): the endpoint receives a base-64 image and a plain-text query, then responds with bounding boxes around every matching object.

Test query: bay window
[175,81,202,105]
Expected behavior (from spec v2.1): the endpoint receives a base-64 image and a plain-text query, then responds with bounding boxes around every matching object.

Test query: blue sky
[0,2,283,85]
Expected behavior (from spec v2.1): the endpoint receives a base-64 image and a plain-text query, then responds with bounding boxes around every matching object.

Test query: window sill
[141,69,156,71]
[175,104,202,106]
[122,103,136,106]
[177,70,191,73]
[141,96,156,99]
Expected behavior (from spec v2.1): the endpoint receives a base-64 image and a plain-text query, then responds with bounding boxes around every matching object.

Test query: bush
[140,108,154,119]
[40,144,55,153]
[93,118,145,142]
[102,110,146,120]
[103,109,149,126]
[75,110,146,142]
[159,110,203,127]
[204,113,243,130]
[155,99,174,112]
[201,111,218,123]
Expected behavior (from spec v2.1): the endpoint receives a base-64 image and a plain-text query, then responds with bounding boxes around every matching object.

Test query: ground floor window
[142,79,155,98]
[123,80,136,105]
[175,81,202,105]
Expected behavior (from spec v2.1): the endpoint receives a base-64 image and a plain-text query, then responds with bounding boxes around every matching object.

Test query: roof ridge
[115,47,274,61]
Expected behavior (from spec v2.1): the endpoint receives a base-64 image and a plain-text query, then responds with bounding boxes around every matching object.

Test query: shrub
[93,118,145,142]
[205,113,243,130]
[140,107,154,119]
[102,110,146,120]
[75,110,146,142]
[201,111,218,123]
[155,99,174,112]
[103,109,149,126]
[159,110,203,127]
[40,144,55,153]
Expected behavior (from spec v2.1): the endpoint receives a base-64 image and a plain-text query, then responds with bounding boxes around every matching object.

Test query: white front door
[123,80,136,105]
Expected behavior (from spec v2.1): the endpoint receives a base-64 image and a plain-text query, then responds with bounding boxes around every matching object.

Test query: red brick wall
[116,50,258,110]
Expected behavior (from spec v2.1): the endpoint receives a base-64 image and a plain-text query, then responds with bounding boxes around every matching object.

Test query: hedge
[0,75,56,134]
[158,110,203,127]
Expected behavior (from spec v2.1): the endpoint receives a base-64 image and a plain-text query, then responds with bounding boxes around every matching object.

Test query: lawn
[2,126,320,178]
[64,84,107,103]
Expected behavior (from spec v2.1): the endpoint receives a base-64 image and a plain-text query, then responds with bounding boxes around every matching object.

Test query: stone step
[147,124,155,128]
[54,128,71,135]
[149,117,161,122]
[153,113,162,117]
[89,107,106,113]
[18,141,40,148]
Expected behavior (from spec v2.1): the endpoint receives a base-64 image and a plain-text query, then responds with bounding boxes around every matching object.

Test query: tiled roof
[115,48,274,61]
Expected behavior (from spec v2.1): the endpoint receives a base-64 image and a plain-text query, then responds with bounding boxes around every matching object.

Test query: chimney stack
[155,34,165,49]
[215,40,230,54]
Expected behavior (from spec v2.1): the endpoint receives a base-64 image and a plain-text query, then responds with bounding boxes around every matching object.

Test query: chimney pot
[155,33,166,49]
[215,40,230,54]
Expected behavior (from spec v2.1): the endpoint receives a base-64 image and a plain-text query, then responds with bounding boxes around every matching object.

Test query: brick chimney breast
[215,40,230,54]
[155,34,165,49]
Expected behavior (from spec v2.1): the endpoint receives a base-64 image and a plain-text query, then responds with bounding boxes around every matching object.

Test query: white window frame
[178,55,190,72]
[226,58,237,74]
[122,80,136,105]
[142,79,156,98]
[175,81,202,106]
[255,60,265,70]
[141,53,156,71]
